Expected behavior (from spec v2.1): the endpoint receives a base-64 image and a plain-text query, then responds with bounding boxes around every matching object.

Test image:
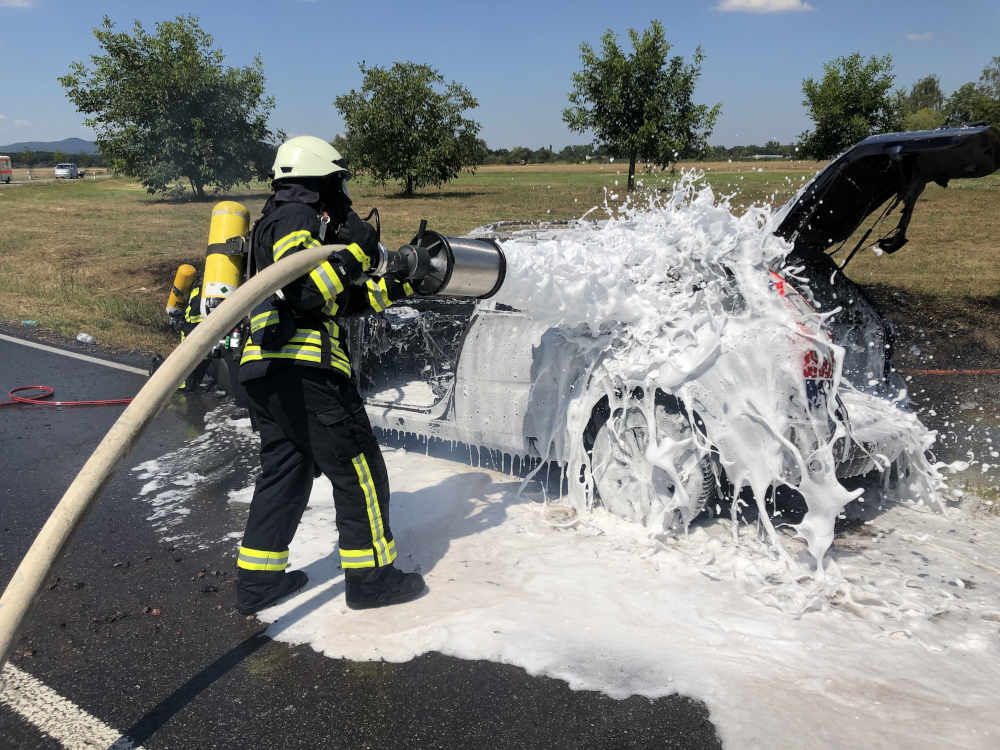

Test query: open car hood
[775,125,1000,256]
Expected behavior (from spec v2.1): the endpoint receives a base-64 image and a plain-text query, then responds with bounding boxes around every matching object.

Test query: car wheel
[589,398,715,528]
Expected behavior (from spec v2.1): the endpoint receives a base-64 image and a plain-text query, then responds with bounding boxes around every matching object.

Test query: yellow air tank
[201,201,250,318]
[165,263,198,315]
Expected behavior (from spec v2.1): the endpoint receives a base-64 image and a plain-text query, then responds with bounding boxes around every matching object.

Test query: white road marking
[0,333,149,376]
[0,663,144,749]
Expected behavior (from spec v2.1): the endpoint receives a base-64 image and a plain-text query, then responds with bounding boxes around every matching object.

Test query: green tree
[903,106,945,131]
[900,74,945,115]
[331,134,351,167]
[942,58,1000,128]
[799,53,902,159]
[974,57,1000,126]
[944,82,985,126]
[335,61,482,196]
[558,144,593,162]
[563,20,720,191]
[59,15,278,199]
[979,56,1000,99]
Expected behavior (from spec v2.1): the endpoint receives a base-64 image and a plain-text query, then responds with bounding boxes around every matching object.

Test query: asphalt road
[0,333,721,750]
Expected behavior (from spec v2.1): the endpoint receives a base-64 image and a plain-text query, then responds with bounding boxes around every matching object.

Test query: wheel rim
[590,404,710,526]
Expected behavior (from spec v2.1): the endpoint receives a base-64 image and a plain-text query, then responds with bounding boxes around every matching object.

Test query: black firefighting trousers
[237,368,396,596]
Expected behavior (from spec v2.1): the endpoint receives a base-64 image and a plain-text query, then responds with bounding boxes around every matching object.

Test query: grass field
[0,161,996,356]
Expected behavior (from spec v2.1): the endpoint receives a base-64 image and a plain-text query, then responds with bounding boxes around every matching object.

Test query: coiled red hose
[0,385,132,407]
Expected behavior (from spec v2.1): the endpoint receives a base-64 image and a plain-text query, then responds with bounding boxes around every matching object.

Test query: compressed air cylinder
[201,201,249,318]
[165,263,198,315]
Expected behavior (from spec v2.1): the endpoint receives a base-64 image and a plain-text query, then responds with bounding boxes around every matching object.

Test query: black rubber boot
[237,570,309,615]
[345,565,426,610]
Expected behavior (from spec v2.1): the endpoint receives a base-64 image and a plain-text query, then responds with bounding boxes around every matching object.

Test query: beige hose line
[0,243,339,667]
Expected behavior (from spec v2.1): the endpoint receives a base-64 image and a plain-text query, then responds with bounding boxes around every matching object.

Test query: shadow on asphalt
[110,633,271,748]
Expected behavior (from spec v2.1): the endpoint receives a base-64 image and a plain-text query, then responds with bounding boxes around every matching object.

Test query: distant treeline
[480,144,612,165]
[480,141,797,165]
[6,150,105,168]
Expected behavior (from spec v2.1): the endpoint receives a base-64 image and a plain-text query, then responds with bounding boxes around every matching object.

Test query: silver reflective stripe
[340,553,376,564]
[238,551,288,567]
[311,263,344,300]
[273,230,312,261]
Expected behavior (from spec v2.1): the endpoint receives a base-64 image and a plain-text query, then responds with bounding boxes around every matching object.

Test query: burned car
[348,126,1000,531]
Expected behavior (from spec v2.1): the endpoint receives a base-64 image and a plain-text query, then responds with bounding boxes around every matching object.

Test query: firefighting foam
[490,172,951,573]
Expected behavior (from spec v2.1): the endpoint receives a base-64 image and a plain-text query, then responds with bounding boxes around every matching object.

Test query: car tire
[587,395,715,528]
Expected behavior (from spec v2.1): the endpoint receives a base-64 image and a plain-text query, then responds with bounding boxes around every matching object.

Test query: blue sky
[0,0,996,148]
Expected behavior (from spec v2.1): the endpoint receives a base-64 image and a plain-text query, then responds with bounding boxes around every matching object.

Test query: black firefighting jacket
[239,183,413,383]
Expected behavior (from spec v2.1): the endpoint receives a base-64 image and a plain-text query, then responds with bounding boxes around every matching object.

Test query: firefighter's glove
[336,210,381,271]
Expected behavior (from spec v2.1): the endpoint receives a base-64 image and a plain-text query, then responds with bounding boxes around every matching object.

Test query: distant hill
[0,138,98,155]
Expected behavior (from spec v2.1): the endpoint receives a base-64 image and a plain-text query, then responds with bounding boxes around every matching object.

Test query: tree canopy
[798,53,901,159]
[334,62,482,196]
[59,15,278,199]
[900,74,945,115]
[563,20,720,191]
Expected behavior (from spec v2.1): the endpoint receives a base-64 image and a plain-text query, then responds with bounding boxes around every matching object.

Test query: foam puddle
[132,178,998,747]
[235,446,1000,750]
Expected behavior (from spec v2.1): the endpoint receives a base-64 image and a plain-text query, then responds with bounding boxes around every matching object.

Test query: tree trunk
[404,175,414,196]
[627,153,637,192]
[189,176,205,200]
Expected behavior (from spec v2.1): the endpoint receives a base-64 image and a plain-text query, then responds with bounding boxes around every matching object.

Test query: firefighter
[175,278,215,391]
[235,135,425,614]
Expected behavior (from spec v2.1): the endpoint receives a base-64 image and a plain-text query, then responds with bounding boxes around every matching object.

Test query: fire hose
[1,385,132,407]
[0,243,337,667]
[0,226,506,668]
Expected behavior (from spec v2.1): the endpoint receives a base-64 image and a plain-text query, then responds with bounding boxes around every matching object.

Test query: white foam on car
[490,173,948,573]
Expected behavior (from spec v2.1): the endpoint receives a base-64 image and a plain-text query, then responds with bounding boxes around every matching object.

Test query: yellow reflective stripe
[241,345,352,376]
[285,328,349,364]
[403,282,414,296]
[341,558,376,569]
[273,230,313,261]
[346,242,371,271]
[250,310,281,332]
[309,261,345,303]
[352,454,394,566]
[339,547,376,568]
[289,332,322,346]
[366,278,392,313]
[241,344,321,363]
[185,285,202,323]
[340,548,375,558]
[237,546,289,571]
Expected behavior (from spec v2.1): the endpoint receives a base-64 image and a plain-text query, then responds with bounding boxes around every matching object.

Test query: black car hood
[775,125,1000,256]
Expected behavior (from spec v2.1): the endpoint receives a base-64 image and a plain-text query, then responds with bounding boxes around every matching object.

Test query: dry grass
[0,162,995,356]
[841,175,1000,297]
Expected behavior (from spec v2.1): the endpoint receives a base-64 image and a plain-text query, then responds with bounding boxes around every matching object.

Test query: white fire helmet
[271,136,349,181]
